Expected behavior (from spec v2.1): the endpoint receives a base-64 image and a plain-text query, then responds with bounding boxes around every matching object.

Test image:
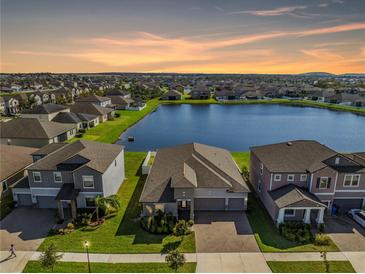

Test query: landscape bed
[23,261,197,273]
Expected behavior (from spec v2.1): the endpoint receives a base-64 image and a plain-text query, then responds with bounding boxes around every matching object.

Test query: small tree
[320,250,329,273]
[94,195,121,222]
[173,220,192,237]
[165,250,185,272]
[39,244,63,272]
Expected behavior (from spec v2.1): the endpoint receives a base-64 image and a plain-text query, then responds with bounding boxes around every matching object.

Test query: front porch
[55,184,80,221]
[277,207,325,227]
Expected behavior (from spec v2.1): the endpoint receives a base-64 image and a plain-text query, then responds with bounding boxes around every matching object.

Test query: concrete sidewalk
[263,251,348,261]
[0,251,34,273]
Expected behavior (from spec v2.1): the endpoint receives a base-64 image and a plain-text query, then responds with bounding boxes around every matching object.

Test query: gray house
[22,103,70,121]
[12,140,125,220]
[140,143,249,220]
[0,118,77,148]
[250,140,365,226]
[161,90,182,100]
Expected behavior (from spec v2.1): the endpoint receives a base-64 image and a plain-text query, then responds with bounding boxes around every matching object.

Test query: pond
[117,104,365,152]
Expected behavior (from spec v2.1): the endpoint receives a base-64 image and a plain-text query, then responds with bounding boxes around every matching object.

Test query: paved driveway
[325,216,365,251]
[0,208,57,251]
[193,211,260,253]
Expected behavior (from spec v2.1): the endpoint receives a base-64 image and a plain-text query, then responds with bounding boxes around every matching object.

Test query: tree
[320,250,329,273]
[39,244,63,272]
[94,195,121,222]
[165,250,185,272]
[173,220,192,237]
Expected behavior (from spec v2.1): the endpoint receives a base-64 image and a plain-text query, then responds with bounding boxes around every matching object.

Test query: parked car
[348,209,365,228]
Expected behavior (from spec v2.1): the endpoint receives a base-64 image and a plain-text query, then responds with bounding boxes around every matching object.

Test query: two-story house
[22,103,70,121]
[250,140,365,226]
[140,143,250,220]
[75,95,112,108]
[11,140,125,220]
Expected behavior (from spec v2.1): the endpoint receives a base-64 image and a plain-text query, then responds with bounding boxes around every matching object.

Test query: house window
[260,163,263,175]
[2,181,8,192]
[85,197,96,207]
[284,209,295,217]
[33,172,42,183]
[82,176,94,189]
[258,180,262,192]
[300,174,307,182]
[274,174,282,181]
[53,172,62,183]
[319,177,330,189]
[287,174,295,182]
[343,174,360,187]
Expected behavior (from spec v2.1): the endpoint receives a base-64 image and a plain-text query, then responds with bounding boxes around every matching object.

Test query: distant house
[0,118,77,147]
[52,112,99,130]
[0,145,37,197]
[22,103,70,121]
[106,89,131,98]
[0,97,5,114]
[3,96,20,115]
[12,140,125,220]
[215,90,243,101]
[70,103,114,122]
[190,87,211,100]
[161,90,182,100]
[140,143,250,220]
[76,95,112,108]
[250,140,365,226]
[109,96,135,110]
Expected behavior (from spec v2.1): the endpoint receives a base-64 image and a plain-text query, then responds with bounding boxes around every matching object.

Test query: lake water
[117,104,365,152]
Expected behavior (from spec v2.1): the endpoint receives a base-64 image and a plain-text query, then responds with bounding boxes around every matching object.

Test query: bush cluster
[140,210,177,234]
[314,233,331,246]
[279,221,312,243]
[173,220,194,236]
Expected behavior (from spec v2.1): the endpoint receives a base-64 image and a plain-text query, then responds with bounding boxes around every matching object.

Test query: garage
[228,198,245,211]
[37,196,58,208]
[17,194,32,206]
[333,199,363,213]
[195,198,225,211]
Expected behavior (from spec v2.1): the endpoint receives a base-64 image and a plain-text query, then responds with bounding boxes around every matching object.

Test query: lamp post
[84,241,91,273]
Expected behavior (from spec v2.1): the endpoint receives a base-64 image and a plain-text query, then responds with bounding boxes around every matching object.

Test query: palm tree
[94,195,121,222]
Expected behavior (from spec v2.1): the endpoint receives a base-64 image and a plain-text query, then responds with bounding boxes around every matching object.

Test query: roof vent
[287,142,293,146]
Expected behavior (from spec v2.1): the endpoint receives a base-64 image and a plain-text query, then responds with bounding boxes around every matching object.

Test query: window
[85,197,96,207]
[284,209,295,217]
[82,176,94,188]
[53,172,62,183]
[258,180,262,192]
[274,174,282,181]
[33,172,42,183]
[300,174,308,182]
[344,174,360,187]
[287,174,295,181]
[335,157,340,165]
[260,163,263,175]
[318,177,330,189]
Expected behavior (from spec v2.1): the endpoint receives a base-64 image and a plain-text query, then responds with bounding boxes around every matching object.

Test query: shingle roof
[0,118,76,139]
[140,143,249,203]
[28,140,123,173]
[76,95,110,103]
[109,96,134,106]
[0,145,37,181]
[52,112,81,124]
[162,90,182,97]
[70,103,113,116]
[251,140,337,173]
[269,184,326,208]
[32,143,68,156]
[22,103,69,114]
[106,89,130,96]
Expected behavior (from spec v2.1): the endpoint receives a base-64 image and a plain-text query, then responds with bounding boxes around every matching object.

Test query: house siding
[101,149,125,196]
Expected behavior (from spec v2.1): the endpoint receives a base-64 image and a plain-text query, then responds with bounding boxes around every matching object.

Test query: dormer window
[335,157,340,165]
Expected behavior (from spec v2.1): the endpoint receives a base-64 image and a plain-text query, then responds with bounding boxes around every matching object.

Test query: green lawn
[267,261,355,273]
[247,194,339,252]
[231,152,250,171]
[38,152,195,254]
[70,98,160,143]
[0,194,14,220]
[23,261,196,273]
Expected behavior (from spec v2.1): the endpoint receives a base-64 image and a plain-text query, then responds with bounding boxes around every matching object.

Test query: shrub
[66,223,75,230]
[318,223,325,233]
[47,228,59,236]
[140,211,177,234]
[279,221,312,243]
[314,233,331,246]
[115,113,120,118]
[173,220,192,236]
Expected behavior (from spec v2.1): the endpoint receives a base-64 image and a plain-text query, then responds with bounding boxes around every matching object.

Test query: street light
[84,241,91,273]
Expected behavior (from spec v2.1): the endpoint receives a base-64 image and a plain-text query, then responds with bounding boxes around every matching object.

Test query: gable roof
[251,140,337,173]
[70,103,113,116]
[269,184,326,208]
[0,145,37,181]
[140,143,249,203]
[28,140,123,173]
[22,103,69,115]
[76,95,110,103]
[0,118,76,139]
[163,90,182,97]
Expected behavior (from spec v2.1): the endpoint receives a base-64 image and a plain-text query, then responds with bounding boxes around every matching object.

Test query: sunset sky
[1,0,365,74]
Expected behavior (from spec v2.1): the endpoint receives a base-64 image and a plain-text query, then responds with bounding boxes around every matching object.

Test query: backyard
[38,152,195,254]
[23,261,196,273]
[267,261,355,273]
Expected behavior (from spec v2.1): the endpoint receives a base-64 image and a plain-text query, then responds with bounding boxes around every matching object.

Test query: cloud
[228,6,307,16]
[318,3,329,8]
[300,48,345,60]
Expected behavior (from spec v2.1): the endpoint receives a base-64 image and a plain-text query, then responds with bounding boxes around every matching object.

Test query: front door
[178,200,191,220]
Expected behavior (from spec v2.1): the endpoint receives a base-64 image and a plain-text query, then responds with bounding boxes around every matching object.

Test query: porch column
[316,208,325,225]
[189,199,194,220]
[277,208,285,226]
[303,208,311,224]
[71,200,77,219]
[57,200,64,220]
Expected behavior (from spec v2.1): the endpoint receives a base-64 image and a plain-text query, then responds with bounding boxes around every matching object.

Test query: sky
[1,0,365,74]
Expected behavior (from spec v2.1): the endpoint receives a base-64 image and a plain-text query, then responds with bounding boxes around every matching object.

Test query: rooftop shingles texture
[269,184,326,209]
[28,140,123,173]
[22,103,69,114]
[70,103,113,116]
[76,95,111,103]
[52,112,81,124]
[109,96,134,105]
[251,140,337,173]
[163,90,182,97]
[0,145,37,181]
[140,143,249,203]
[0,118,76,139]
[32,143,68,156]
